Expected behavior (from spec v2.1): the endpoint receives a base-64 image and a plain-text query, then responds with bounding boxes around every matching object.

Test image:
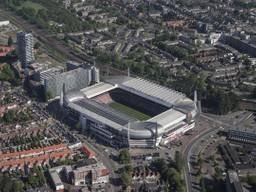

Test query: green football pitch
[109,102,152,121]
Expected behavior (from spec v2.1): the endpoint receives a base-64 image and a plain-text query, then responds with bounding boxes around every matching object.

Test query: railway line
[0,8,87,63]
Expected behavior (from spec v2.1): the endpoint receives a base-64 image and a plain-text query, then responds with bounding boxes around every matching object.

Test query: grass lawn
[19,1,45,12]
[109,102,152,121]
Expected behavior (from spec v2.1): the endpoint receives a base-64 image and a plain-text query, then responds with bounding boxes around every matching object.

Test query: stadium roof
[81,82,117,98]
[67,97,135,129]
[64,76,197,139]
[104,76,187,107]
[148,109,186,130]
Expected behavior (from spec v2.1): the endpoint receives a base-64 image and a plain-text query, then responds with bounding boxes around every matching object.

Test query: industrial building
[62,75,197,148]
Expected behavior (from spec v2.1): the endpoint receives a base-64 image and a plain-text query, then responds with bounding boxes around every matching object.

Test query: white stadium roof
[81,82,117,98]
[148,109,186,130]
[104,76,187,107]
[64,76,197,139]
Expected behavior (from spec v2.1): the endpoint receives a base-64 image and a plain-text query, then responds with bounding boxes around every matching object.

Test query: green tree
[119,149,131,164]
[7,36,13,46]
[27,173,38,187]
[152,158,168,177]
[75,122,81,130]
[175,151,183,172]
[247,175,256,187]
[12,180,24,191]
[123,164,132,173]
[121,172,131,188]
[3,109,16,123]
[44,90,53,102]
[34,42,41,49]
[0,65,15,81]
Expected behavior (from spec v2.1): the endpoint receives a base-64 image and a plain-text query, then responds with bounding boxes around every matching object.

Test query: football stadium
[62,76,197,148]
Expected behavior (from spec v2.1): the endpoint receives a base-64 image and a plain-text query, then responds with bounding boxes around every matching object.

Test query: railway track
[0,8,87,63]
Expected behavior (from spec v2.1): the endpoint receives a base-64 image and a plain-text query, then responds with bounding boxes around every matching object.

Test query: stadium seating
[94,93,113,104]
[109,88,168,116]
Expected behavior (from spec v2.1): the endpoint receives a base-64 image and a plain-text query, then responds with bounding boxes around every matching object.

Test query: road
[184,126,220,192]
[183,111,253,192]
[182,117,219,192]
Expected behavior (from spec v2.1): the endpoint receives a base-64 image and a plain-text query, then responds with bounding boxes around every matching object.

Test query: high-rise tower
[17,32,35,68]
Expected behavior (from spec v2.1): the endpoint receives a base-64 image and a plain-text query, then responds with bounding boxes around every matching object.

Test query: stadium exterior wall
[63,76,197,148]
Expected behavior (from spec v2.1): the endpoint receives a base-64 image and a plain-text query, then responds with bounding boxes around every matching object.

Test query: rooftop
[104,76,187,107]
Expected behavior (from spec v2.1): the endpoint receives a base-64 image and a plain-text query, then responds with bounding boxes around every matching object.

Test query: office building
[44,67,91,98]
[34,66,64,84]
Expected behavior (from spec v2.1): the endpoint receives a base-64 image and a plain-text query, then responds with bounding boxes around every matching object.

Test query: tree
[121,172,131,188]
[123,164,132,173]
[27,173,38,187]
[0,175,24,192]
[152,158,168,177]
[34,42,41,49]
[0,64,15,81]
[12,180,24,191]
[175,151,183,172]
[75,122,81,130]
[7,36,13,46]
[247,175,256,187]
[119,149,131,164]
[166,168,185,192]
[18,111,30,122]
[44,90,53,102]
[2,109,16,123]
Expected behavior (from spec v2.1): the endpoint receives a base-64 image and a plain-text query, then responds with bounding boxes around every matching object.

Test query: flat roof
[49,170,64,187]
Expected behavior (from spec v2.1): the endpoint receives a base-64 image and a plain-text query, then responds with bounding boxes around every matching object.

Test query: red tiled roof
[0,148,71,168]
[0,46,15,57]
[0,143,67,160]
[100,168,109,176]
[81,145,95,159]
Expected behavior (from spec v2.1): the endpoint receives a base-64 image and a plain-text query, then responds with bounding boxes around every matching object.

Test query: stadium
[62,76,197,148]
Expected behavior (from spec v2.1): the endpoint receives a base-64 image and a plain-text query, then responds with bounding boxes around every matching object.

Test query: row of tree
[0,175,24,192]
[152,157,185,192]
[0,109,31,124]
[118,149,133,188]
[0,64,20,86]
[4,0,96,33]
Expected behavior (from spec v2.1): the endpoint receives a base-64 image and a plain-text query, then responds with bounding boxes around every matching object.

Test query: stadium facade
[62,76,197,148]
[44,66,100,98]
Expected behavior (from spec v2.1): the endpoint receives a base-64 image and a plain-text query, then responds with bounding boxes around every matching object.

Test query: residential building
[16,32,35,68]
[226,170,244,192]
[0,45,15,57]
[0,20,10,27]
[71,162,109,187]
